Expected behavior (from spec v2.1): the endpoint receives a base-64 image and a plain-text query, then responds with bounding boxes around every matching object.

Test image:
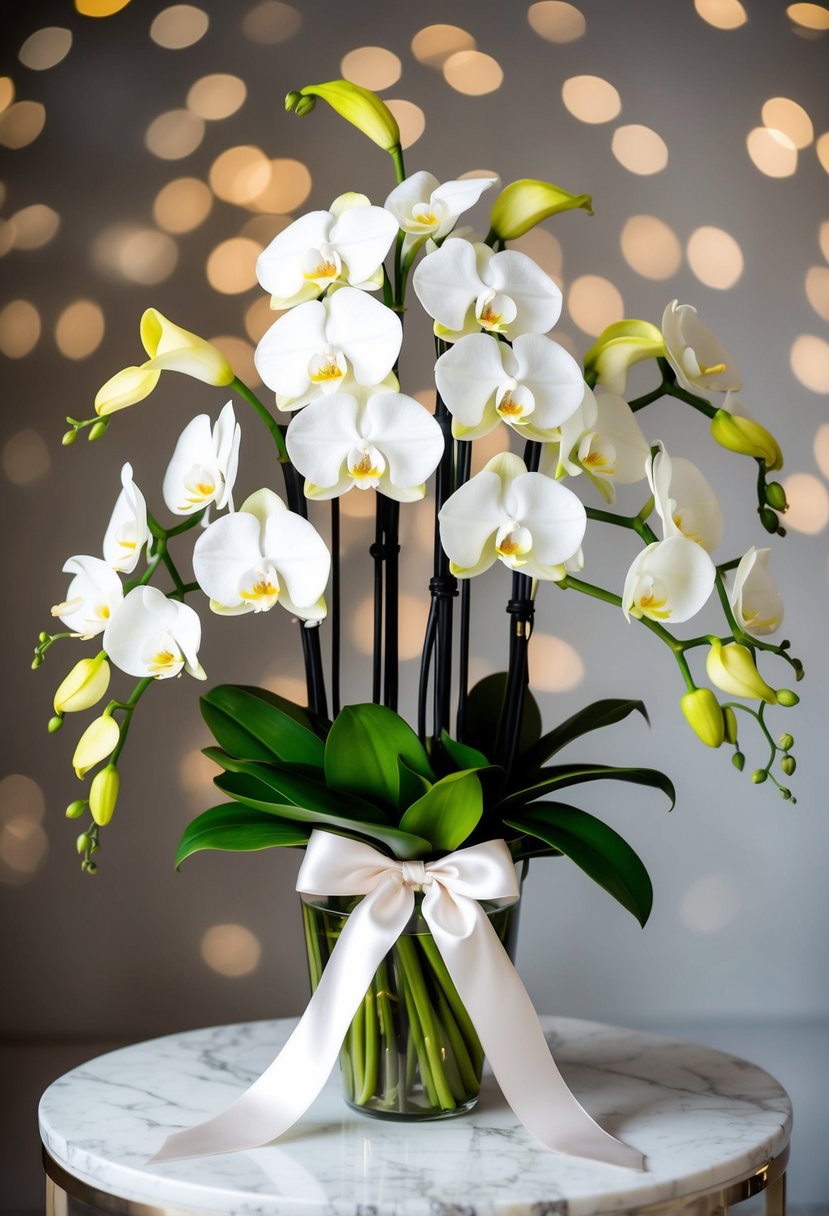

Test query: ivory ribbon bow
[153,831,643,1169]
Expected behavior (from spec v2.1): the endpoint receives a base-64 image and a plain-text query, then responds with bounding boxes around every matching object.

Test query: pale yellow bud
[710,410,783,471]
[286,81,400,152]
[89,764,120,827]
[72,715,120,778]
[53,656,111,714]
[705,639,777,704]
[489,178,592,241]
[680,688,724,748]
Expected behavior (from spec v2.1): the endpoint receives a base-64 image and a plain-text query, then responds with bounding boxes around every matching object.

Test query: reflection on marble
[39,1016,791,1215]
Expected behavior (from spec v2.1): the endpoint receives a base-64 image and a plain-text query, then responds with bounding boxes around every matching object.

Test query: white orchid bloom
[434,332,584,441]
[622,536,715,623]
[52,556,124,638]
[438,452,586,580]
[286,390,444,502]
[102,463,149,574]
[729,547,783,636]
[162,402,241,517]
[256,193,398,309]
[103,585,205,680]
[662,301,741,395]
[385,171,498,257]
[193,488,330,621]
[647,446,723,552]
[254,286,402,412]
[412,238,562,343]
[541,387,650,503]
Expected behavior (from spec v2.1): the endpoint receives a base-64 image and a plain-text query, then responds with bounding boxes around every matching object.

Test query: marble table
[39,1016,791,1215]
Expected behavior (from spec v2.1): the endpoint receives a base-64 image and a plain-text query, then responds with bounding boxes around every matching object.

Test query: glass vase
[301,889,521,1120]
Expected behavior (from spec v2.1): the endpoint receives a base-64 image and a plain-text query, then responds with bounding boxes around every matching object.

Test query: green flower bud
[61,429,77,446]
[779,787,792,801]
[722,706,738,745]
[48,715,64,733]
[765,481,788,511]
[760,507,780,534]
[82,859,98,874]
[582,320,666,395]
[706,639,777,705]
[751,769,768,784]
[777,689,799,707]
[781,754,796,775]
[38,631,49,643]
[88,420,108,441]
[778,733,794,751]
[76,832,90,855]
[31,655,43,670]
[680,688,724,748]
[89,764,120,827]
[710,409,783,470]
[65,800,87,819]
[489,178,593,241]
[286,81,400,151]
[732,751,745,771]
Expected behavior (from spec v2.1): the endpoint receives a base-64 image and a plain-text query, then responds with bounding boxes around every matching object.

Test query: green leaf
[208,754,388,823]
[324,703,433,811]
[399,770,483,853]
[503,803,653,927]
[501,763,676,812]
[439,729,490,772]
[200,685,325,768]
[175,804,309,868]
[397,756,432,812]
[522,699,649,772]
[463,673,541,758]
[215,771,432,859]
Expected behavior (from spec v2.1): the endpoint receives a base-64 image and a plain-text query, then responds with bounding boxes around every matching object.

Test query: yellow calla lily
[286,80,400,153]
[710,409,783,471]
[680,688,724,748]
[583,320,666,394]
[53,656,110,715]
[488,178,593,241]
[706,639,778,704]
[72,714,120,778]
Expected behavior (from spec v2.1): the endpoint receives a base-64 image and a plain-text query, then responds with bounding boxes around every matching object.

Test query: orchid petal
[254,300,329,400]
[139,309,233,386]
[506,473,587,566]
[103,586,203,680]
[102,463,149,573]
[193,512,268,611]
[484,250,562,336]
[325,287,402,386]
[431,175,498,233]
[385,171,441,228]
[413,239,483,332]
[256,211,333,300]
[53,556,124,637]
[439,469,508,571]
[662,301,741,394]
[286,393,363,489]
[435,333,507,428]
[510,334,585,432]
[623,536,715,623]
[364,392,444,487]
[329,204,398,286]
[729,547,783,636]
[261,508,331,608]
[95,366,160,416]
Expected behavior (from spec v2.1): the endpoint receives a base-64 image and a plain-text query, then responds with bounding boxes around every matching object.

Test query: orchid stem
[231,376,289,461]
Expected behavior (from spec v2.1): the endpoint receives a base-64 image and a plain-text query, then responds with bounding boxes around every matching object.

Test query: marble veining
[38,1016,792,1216]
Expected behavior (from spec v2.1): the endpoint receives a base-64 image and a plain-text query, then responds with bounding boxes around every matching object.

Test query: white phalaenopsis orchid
[103,585,205,680]
[52,556,124,637]
[541,387,650,502]
[412,238,562,342]
[439,452,586,580]
[729,546,783,636]
[255,286,402,411]
[102,463,149,574]
[286,390,444,502]
[193,488,330,621]
[662,300,742,395]
[434,332,584,441]
[256,193,398,309]
[384,171,498,256]
[647,446,723,552]
[162,402,241,517]
[622,536,715,623]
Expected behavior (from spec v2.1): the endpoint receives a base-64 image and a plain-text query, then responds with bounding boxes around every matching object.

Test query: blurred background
[1,0,828,1209]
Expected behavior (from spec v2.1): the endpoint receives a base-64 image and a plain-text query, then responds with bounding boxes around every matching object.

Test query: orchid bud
[48,715,64,733]
[732,751,745,771]
[89,764,120,827]
[583,320,666,395]
[710,409,783,471]
[778,733,794,751]
[706,639,777,704]
[72,714,120,778]
[61,429,77,446]
[777,688,799,707]
[286,81,401,152]
[751,769,767,784]
[781,755,796,776]
[76,832,90,855]
[65,800,86,819]
[489,178,593,241]
[53,656,111,715]
[88,420,108,441]
[722,706,738,745]
[765,482,788,511]
[680,688,724,748]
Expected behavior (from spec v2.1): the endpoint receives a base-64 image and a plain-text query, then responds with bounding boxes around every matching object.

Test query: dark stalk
[280,460,327,720]
[330,498,341,718]
[372,497,384,704]
[454,441,473,741]
[430,390,457,741]
[383,498,400,710]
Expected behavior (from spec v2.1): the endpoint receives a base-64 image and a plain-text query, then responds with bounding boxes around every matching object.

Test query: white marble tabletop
[39,1016,791,1215]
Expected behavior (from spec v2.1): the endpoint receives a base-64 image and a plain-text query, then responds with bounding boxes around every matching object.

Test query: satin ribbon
[153,832,643,1169]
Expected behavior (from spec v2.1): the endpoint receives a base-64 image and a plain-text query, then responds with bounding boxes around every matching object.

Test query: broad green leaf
[215,771,432,859]
[325,703,433,811]
[501,763,675,812]
[463,673,542,758]
[176,804,309,868]
[201,684,325,768]
[522,700,649,772]
[398,756,431,813]
[208,754,388,823]
[399,770,483,853]
[439,729,490,772]
[504,803,653,927]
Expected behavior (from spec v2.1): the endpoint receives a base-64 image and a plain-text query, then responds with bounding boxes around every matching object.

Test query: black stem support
[454,441,473,741]
[280,459,327,720]
[330,498,341,718]
[428,391,457,740]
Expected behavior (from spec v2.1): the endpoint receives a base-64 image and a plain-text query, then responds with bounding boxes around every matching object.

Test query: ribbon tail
[151,884,411,1162]
[427,901,645,1171]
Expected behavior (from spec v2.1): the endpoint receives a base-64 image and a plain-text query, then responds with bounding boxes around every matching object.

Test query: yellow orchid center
[242,579,278,601]
[347,444,385,488]
[698,360,727,377]
[305,258,339,281]
[497,392,525,420]
[150,649,180,676]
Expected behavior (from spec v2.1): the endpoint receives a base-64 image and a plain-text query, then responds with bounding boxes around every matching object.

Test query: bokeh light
[341,46,401,91]
[820,220,829,261]
[55,300,105,359]
[790,334,829,392]
[817,133,829,174]
[562,75,620,123]
[511,228,563,283]
[209,145,271,205]
[786,3,829,29]
[812,423,829,478]
[200,923,262,977]
[145,108,205,159]
[397,594,430,660]
[153,177,213,233]
[178,748,218,794]
[0,78,14,113]
[694,0,747,28]
[686,226,744,289]
[249,158,312,213]
[805,266,829,321]
[680,874,741,933]
[529,633,585,692]
[0,300,41,357]
[18,27,73,71]
[75,0,133,15]
[244,296,277,342]
[0,101,46,149]
[621,215,682,279]
[0,818,48,883]
[443,51,503,95]
[206,237,262,293]
[8,204,60,250]
[240,214,290,245]
[781,472,829,532]
[0,219,14,257]
[208,335,260,385]
[470,424,510,475]
[187,74,247,120]
[411,24,476,68]
[339,486,376,519]
[568,274,624,335]
[527,2,586,43]
[93,225,179,285]
[746,127,798,177]
[150,5,209,49]
[241,1,302,44]
[384,100,425,149]
[611,124,668,174]
[2,429,50,484]
[761,97,813,148]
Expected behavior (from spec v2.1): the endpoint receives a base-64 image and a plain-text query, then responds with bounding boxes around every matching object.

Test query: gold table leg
[765,1170,787,1216]
[45,1174,68,1216]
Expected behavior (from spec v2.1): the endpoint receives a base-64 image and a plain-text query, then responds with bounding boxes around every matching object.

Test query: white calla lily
[435,332,584,441]
[162,402,241,516]
[541,388,650,502]
[102,463,149,573]
[385,171,498,256]
[622,535,715,623]
[412,238,562,342]
[256,194,398,309]
[52,556,124,637]
[439,452,586,580]
[647,446,723,551]
[286,391,444,501]
[193,488,330,621]
[662,300,741,395]
[103,585,205,680]
[254,286,402,411]
[729,546,783,636]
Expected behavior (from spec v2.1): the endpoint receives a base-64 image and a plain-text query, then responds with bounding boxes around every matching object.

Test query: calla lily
[193,488,330,621]
[286,81,400,153]
[662,300,741,395]
[52,556,124,638]
[385,171,498,257]
[680,688,725,748]
[648,446,723,551]
[622,536,715,623]
[710,406,783,471]
[103,586,205,680]
[53,656,111,715]
[255,286,402,411]
[434,331,584,441]
[95,310,233,416]
[102,463,149,573]
[72,714,120,779]
[541,387,650,503]
[438,452,586,580]
[729,547,783,636]
[706,639,777,704]
[583,320,666,395]
[286,390,444,502]
[256,194,398,309]
[412,238,562,342]
[488,178,593,241]
[162,402,240,516]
